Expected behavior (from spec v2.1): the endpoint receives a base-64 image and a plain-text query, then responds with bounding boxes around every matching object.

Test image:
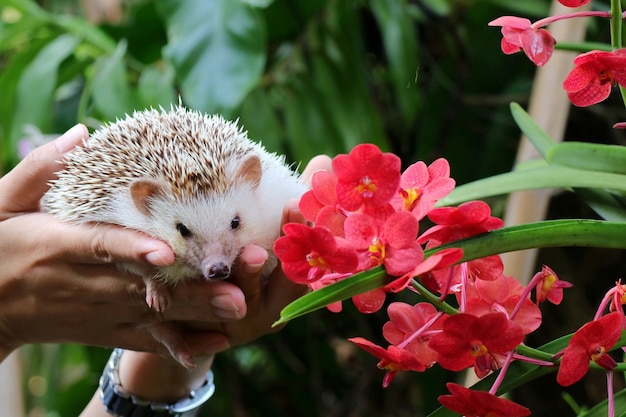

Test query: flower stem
[410,279,459,315]
[532,10,613,29]
[610,0,626,107]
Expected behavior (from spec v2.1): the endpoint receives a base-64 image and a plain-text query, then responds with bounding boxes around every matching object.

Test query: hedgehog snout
[206,262,231,280]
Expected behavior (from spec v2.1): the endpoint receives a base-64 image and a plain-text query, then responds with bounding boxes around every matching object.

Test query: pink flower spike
[489,16,555,66]
[333,144,401,211]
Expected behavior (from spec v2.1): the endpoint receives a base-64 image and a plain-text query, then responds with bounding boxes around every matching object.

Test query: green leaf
[137,62,177,109]
[510,102,557,158]
[276,220,626,325]
[274,268,391,326]
[438,165,626,207]
[547,141,626,175]
[370,0,420,128]
[9,34,79,146]
[579,389,626,417]
[90,40,140,121]
[157,0,266,117]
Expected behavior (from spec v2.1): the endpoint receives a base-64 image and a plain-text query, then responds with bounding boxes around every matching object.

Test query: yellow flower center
[306,251,328,268]
[357,176,377,198]
[471,343,489,358]
[368,237,386,265]
[401,187,422,211]
[541,273,557,292]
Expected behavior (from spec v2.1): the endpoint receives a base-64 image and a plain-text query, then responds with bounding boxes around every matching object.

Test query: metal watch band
[99,348,215,417]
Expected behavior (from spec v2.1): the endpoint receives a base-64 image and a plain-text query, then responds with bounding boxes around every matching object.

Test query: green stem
[410,279,459,315]
[610,0,626,106]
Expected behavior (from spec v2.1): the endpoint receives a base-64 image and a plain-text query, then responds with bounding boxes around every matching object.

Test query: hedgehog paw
[145,278,171,312]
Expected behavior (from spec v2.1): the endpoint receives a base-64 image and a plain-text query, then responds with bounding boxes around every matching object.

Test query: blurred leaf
[90,40,140,121]
[370,0,420,129]
[137,61,176,108]
[9,33,79,148]
[578,389,626,417]
[510,102,557,158]
[547,141,626,175]
[157,0,266,117]
[438,165,626,207]
[50,14,116,53]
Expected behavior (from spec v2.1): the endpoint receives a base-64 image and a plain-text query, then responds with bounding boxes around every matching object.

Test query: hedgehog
[41,105,306,366]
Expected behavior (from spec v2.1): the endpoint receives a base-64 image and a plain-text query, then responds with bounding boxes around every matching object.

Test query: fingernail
[54,124,86,154]
[144,249,169,266]
[210,295,243,319]
[244,261,265,274]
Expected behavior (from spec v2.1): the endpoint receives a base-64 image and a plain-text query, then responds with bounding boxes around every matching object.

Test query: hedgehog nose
[207,263,230,280]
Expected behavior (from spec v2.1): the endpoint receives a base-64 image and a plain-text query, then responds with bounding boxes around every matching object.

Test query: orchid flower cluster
[274,1,626,416]
[274,140,623,417]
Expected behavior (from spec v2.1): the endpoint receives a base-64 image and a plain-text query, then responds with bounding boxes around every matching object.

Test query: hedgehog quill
[41,106,306,367]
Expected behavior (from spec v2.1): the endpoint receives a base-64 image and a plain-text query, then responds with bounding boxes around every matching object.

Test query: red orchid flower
[333,144,401,211]
[428,312,524,378]
[299,170,347,237]
[463,275,543,335]
[344,211,422,277]
[418,200,504,246]
[390,158,455,221]
[563,49,626,107]
[348,337,426,387]
[274,223,358,284]
[382,302,443,368]
[386,247,463,293]
[438,383,531,417]
[556,311,624,386]
[533,265,573,305]
[489,16,556,66]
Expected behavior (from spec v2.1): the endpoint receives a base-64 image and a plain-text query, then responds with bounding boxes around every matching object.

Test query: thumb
[0,124,87,217]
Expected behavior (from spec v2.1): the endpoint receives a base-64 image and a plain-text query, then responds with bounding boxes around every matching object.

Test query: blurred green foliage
[0,0,577,415]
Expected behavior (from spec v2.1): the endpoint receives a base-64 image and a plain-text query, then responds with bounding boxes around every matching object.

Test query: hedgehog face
[144,183,275,283]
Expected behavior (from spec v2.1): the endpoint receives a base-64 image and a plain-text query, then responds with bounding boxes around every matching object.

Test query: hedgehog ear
[130,178,166,216]
[236,155,262,189]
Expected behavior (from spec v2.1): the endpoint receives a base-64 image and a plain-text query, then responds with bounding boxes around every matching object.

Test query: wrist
[118,351,214,403]
[99,349,215,417]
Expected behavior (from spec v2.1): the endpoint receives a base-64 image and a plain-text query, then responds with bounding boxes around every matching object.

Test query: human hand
[0,125,251,362]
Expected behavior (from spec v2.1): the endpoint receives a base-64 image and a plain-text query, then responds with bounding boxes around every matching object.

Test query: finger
[301,154,332,186]
[231,244,268,299]
[38,215,175,267]
[164,280,247,322]
[0,124,87,217]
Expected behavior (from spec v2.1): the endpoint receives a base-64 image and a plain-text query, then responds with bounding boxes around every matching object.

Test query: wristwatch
[99,348,215,417]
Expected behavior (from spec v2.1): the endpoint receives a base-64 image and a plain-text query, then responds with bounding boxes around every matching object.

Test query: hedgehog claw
[145,278,171,312]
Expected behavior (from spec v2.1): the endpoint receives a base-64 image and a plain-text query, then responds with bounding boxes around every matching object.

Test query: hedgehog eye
[230,216,240,230]
[176,222,193,238]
